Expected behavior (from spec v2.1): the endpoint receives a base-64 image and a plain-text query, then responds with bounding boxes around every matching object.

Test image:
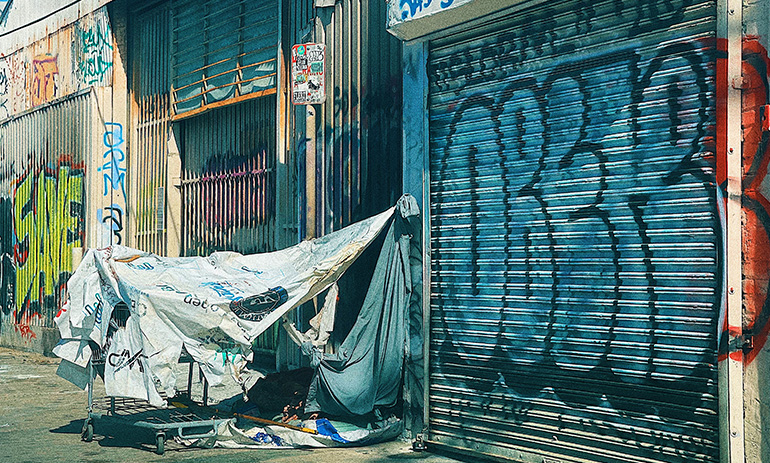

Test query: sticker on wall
[291,43,325,105]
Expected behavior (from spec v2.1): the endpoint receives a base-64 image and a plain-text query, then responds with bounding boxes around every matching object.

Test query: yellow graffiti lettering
[13,163,83,309]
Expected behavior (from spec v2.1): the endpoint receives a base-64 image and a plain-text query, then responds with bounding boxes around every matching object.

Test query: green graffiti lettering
[75,14,113,86]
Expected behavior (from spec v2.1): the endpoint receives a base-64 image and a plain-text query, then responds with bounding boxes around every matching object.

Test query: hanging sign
[292,43,325,105]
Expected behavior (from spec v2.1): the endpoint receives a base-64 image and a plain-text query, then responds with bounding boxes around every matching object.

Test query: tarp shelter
[54,195,419,425]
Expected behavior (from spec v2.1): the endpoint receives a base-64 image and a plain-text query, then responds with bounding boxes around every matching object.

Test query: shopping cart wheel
[155,432,165,455]
[81,419,94,442]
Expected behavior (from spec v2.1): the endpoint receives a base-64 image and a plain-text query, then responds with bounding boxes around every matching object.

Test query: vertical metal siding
[288,0,314,240]
[309,0,402,234]
[180,95,277,257]
[427,1,720,462]
[361,0,402,221]
[179,95,279,351]
[289,0,314,41]
[282,0,403,367]
[0,91,91,334]
[131,2,171,255]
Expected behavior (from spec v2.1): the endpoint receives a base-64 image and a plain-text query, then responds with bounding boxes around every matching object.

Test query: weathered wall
[0,0,111,54]
[0,4,123,354]
[296,0,403,234]
[0,6,114,119]
[396,0,770,460]
[0,94,92,354]
[741,0,770,460]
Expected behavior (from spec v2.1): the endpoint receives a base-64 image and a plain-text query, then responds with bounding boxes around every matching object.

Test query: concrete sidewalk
[0,347,464,463]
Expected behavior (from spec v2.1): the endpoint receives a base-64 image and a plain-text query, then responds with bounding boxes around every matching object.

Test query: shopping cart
[80,306,233,455]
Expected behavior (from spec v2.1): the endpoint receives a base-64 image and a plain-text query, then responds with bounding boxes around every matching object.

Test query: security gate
[427,1,720,462]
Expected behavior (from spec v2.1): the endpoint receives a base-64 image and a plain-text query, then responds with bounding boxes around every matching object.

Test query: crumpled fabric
[54,199,405,407]
[304,194,418,416]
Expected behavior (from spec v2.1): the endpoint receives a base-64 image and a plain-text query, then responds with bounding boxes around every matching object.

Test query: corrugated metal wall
[0,91,92,338]
[427,0,720,462]
[131,1,170,255]
[293,0,403,235]
[284,0,408,376]
[129,0,280,256]
[179,95,279,351]
[126,0,283,350]
[179,95,277,257]
[289,0,313,243]
[0,6,113,121]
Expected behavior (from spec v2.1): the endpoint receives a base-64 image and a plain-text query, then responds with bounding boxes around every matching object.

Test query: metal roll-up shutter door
[427,1,720,462]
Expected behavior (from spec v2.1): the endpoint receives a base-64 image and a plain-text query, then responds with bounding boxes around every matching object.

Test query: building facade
[0,0,768,461]
[0,0,403,362]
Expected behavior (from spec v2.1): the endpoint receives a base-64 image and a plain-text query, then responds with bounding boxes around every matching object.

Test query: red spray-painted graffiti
[717,37,770,364]
[739,38,770,365]
[29,54,59,107]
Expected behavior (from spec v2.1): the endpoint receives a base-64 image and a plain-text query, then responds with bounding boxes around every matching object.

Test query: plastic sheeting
[54,197,417,408]
[303,206,413,416]
[182,415,404,449]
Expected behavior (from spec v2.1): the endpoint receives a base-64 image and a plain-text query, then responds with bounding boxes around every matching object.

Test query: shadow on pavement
[50,419,83,434]
[386,453,433,459]
[50,418,157,452]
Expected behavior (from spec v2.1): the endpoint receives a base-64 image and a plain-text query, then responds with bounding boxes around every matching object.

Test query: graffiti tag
[29,55,58,106]
[0,65,8,118]
[97,203,124,245]
[98,122,126,198]
[73,9,113,86]
[12,158,84,326]
[399,0,456,21]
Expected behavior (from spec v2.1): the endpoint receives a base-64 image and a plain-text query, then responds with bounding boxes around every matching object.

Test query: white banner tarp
[54,205,396,406]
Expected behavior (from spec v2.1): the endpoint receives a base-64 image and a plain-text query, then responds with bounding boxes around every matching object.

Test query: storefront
[396,1,728,461]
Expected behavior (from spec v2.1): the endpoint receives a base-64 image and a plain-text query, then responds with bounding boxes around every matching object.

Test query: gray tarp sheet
[304,196,417,416]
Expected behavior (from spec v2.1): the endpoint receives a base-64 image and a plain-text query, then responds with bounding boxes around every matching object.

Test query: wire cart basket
[80,307,233,455]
